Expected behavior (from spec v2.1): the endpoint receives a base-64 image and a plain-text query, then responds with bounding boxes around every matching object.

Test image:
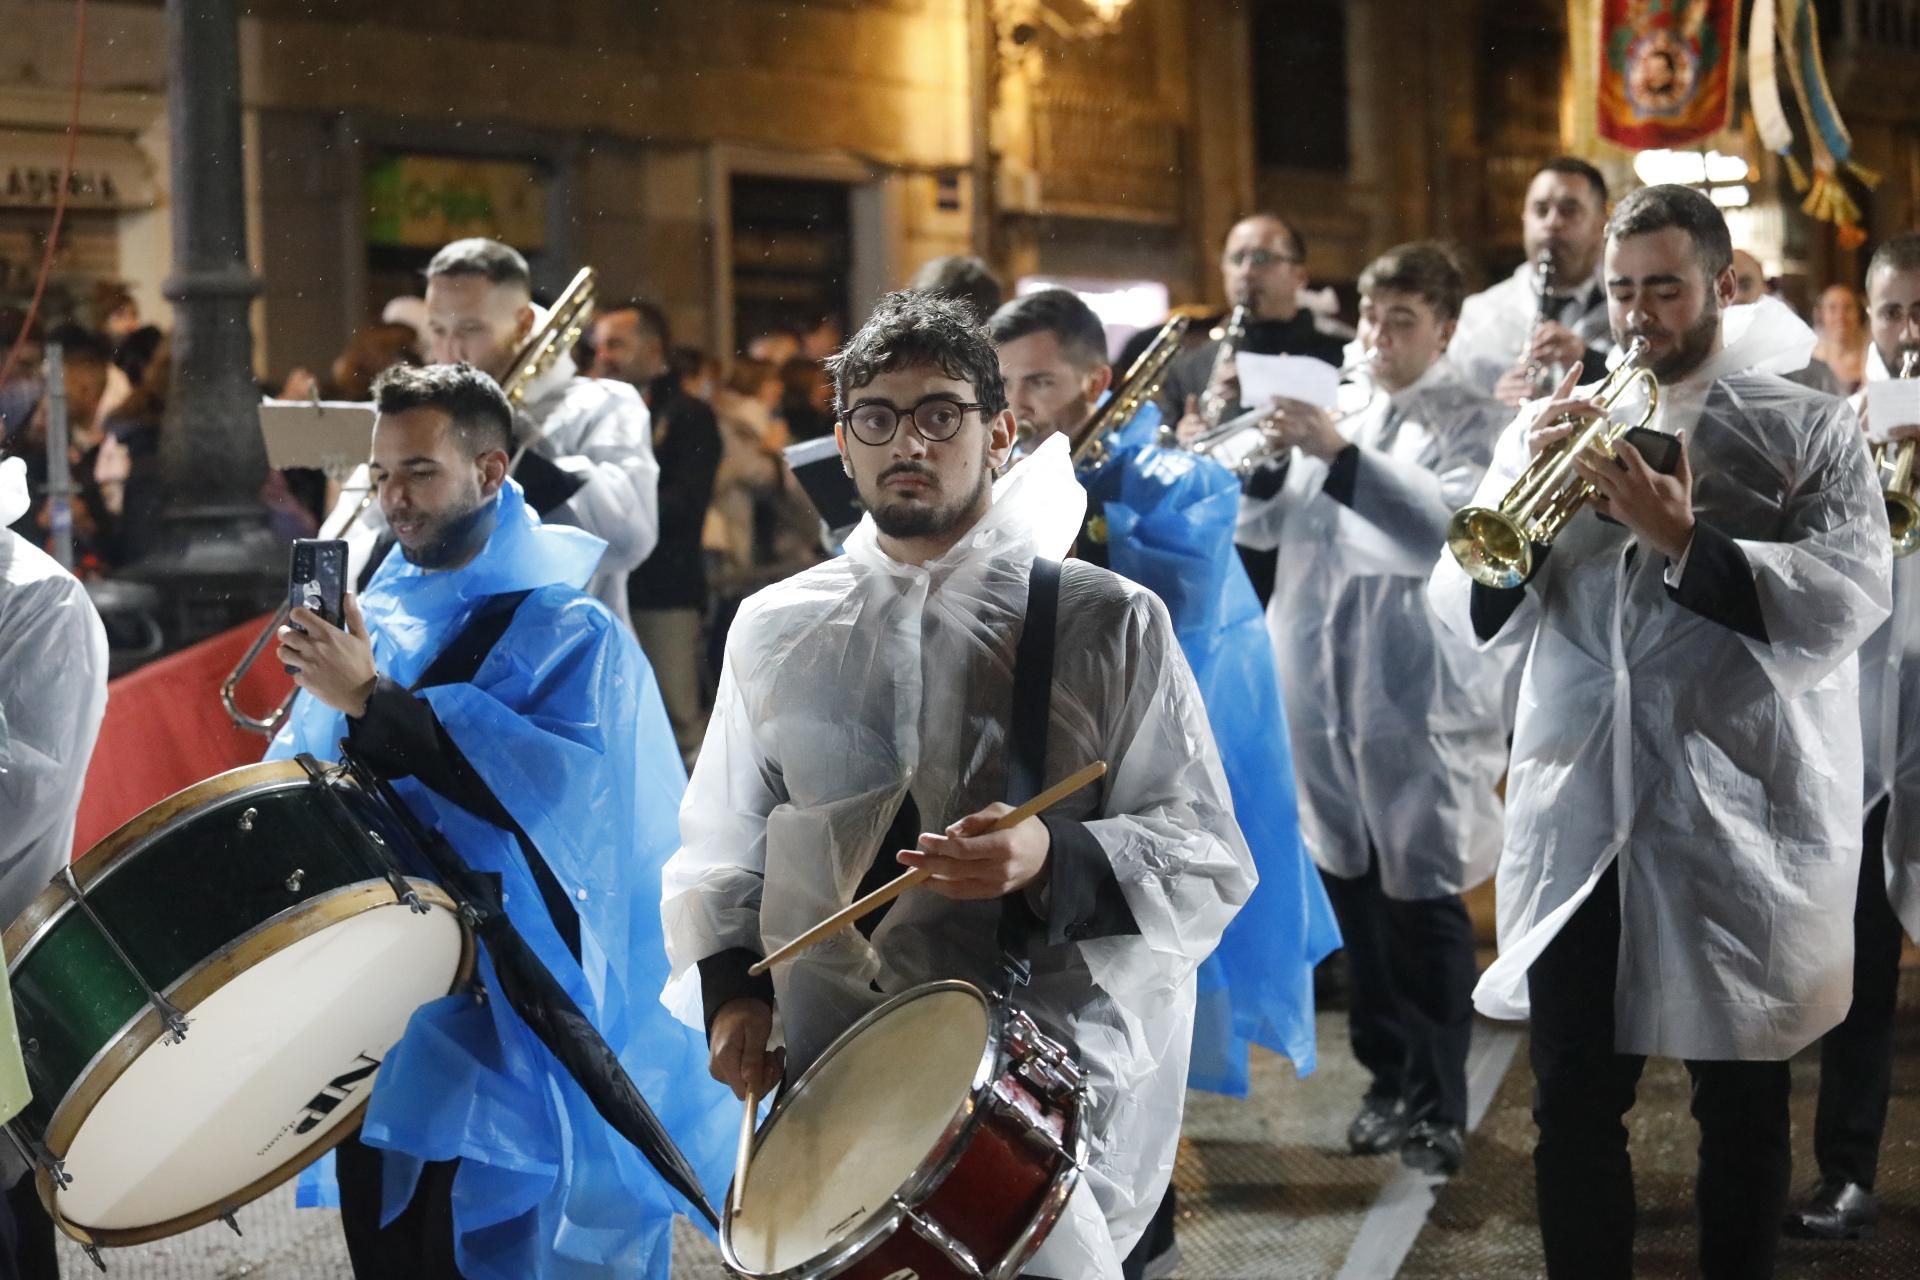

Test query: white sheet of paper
[1235,352,1341,411]
[258,399,377,474]
[1867,378,1920,441]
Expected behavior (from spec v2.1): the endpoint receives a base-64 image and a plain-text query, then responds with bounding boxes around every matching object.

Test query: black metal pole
[128,0,282,643]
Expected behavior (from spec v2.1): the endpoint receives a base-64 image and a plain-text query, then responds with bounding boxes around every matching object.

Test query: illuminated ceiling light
[1703,151,1749,183]
[1709,184,1752,208]
[1084,0,1132,24]
[1634,149,1707,185]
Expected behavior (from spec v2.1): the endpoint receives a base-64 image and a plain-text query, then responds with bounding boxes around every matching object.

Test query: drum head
[729,985,991,1276]
[51,896,465,1236]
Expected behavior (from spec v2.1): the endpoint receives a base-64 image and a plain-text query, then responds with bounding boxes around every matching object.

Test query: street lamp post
[127,0,282,644]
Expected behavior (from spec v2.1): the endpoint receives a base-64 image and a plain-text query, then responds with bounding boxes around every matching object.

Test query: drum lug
[81,1243,105,1273]
[237,807,258,833]
[220,1210,243,1237]
[55,868,191,1045]
[365,831,430,914]
[284,869,306,893]
[3,1124,70,1190]
[893,1195,987,1279]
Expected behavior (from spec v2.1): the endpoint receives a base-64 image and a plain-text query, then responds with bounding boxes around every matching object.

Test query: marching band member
[1787,231,1920,1241]
[1237,242,1509,1175]
[989,287,1339,1100]
[0,454,107,1278]
[1450,157,1614,407]
[1429,185,1890,1279]
[663,291,1253,1279]
[328,238,659,632]
[271,364,730,1279]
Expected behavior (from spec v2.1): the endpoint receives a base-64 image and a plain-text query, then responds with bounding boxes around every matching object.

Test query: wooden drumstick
[748,760,1108,977]
[731,1086,756,1219]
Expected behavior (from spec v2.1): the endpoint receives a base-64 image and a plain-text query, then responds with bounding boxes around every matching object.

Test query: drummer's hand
[1174,394,1208,445]
[896,804,1051,900]
[709,998,783,1101]
[1262,397,1345,461]
[278,593,378,717]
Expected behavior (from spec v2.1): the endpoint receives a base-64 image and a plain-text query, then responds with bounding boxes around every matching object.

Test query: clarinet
[1521,251,1556,397]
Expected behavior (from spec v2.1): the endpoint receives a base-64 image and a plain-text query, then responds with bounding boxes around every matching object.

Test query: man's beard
[1017,395,1092,449]
[867,459,993,540]
[395,488,498,568]
[1631,298,1721,383]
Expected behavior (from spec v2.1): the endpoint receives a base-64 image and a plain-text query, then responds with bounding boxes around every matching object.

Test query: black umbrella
[335,753,721,1229]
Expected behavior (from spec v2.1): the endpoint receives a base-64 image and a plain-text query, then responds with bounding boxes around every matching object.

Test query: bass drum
[2,757,472,1252]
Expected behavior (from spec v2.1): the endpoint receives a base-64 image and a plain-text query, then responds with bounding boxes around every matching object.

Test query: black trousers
[336,1133,462,1279]
[0,1175,57,1280]
[1320,857,1476,1127]
[1814,798,1905,1189]
[1529,860,1792,1280]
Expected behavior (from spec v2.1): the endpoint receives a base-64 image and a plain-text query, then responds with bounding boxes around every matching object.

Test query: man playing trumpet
[1786,231,1920,1241]
[1429,184,1890,1278]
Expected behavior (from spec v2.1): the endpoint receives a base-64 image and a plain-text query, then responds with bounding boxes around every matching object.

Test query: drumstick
[748,760,1108,977]
[731,1086,756,1219]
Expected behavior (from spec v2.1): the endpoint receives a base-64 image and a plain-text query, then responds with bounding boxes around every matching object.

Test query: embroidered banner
[1597,0,1739,149]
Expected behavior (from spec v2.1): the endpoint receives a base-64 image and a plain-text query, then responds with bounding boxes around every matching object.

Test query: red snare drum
[722,981,1085,1280]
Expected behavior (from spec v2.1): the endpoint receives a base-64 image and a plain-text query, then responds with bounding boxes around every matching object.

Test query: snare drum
[723,981,1085,1280]
[2,758,473,1252]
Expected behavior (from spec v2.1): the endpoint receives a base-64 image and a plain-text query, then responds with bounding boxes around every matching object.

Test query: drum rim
[4,759,313,967]
[720,979,1004,1280]
[28,875,473,1249]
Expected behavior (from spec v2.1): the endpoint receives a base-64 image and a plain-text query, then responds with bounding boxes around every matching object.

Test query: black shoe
[1347,1095,1409,1155]
[1400,1119,1466,1177]
[1783,1177,1877,1240]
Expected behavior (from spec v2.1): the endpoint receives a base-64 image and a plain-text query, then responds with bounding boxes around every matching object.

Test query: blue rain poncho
[269,479,734,1279]
[1079,407,1340,1092]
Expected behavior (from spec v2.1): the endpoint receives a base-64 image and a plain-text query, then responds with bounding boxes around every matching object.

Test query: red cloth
[72,614,293,855]
[1597,0,1737,149]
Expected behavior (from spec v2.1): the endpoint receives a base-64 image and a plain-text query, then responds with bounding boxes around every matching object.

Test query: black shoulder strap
[403,587,580,960]
[1008,557,1061,806]
[411,589,536,693]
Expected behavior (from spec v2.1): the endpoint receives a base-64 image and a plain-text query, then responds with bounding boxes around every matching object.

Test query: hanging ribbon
[1748,0,1807,191]
[1753,0,1879,247]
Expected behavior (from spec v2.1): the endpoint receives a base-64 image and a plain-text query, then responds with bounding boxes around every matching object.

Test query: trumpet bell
[1890,491,1920,558]
[1446,505,1535,589]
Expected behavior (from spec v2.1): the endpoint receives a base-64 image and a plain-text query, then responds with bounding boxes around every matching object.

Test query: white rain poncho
[662,436,1254,1278]
[0,456,108,930]
[1428,298,1892,1061]
[324,345,659,631]
[1853,341,1920,937]
[1449,262,1613,397]
[1238,358,1512,899]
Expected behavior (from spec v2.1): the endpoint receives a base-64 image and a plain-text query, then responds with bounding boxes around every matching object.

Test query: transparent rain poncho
[1238,356,1513,900]
[270,480,734,1279]
[662,436,1255,1277]
[1853,341,1920,937]
[0,455,108,932]
[1449,261,1614,396]
[1428,298,1893,1060]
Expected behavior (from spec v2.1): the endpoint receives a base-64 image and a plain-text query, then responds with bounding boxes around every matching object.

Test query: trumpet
[1185,346,1377,476]
[1446,336,1660,589]
[222,267,598,735]
[1871,349,1920,557]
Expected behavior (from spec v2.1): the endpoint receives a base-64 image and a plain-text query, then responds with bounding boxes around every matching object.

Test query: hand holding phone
[285,539,348,672]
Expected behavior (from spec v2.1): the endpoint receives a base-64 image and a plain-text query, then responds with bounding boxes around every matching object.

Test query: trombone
[1871,349,1920,557]
[1445,337,1660,589]
[222,267,598,735]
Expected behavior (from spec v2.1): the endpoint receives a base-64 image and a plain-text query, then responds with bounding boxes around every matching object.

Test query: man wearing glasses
[663,290,1254,1279]
[1161,213,1347,444]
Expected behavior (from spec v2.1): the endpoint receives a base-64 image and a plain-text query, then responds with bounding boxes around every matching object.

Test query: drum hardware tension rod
[55,868,189,1045]
[81,1243,103,1273]
[221,1210,242,1237]
[894,1196,988,1279]
[2,1123,69,1189]
[298,754,429,915]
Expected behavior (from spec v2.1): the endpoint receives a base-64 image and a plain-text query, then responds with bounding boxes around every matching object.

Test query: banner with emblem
[1596,0,1739,150]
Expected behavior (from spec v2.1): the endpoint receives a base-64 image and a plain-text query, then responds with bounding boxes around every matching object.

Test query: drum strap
[408,588,583,962]
[845,557,1062,947]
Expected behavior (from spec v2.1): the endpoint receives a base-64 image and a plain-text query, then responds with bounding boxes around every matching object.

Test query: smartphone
[286,540,348,672]
[1618,426,1682,476]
